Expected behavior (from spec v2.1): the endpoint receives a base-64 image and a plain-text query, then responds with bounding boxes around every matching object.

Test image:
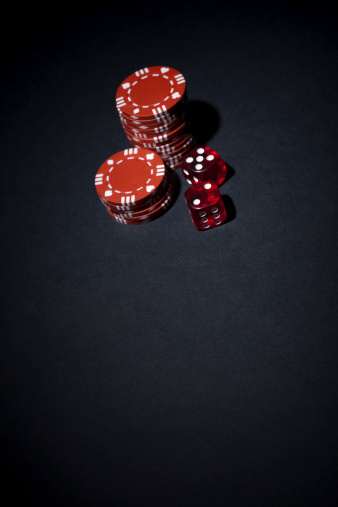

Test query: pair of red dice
[181,146,227,230]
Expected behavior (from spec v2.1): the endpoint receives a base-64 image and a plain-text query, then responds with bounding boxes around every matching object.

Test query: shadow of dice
[181,146,227,186]
[185,182,227,230]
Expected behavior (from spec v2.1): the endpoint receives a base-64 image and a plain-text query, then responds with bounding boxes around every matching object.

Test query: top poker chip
[95,148,166,206]
[116,66,186,119]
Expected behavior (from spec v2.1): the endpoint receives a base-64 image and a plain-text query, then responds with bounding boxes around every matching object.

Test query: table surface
[2,2,338,505]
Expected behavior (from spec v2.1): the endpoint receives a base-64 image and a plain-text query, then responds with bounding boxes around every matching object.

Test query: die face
[181,146,227,186]
[193,202,227,230]
[185,181,220,208]
[184,182,227,230]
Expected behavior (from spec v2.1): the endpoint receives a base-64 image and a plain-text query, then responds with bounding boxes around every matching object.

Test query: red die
[181,146,227,186]
[185,181,227,230]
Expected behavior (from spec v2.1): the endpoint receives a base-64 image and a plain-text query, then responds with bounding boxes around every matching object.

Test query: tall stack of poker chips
[95,148,174,225]
[115,66,196,170]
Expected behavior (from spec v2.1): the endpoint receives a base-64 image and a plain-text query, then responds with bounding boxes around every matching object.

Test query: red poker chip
[119,111,189,138]
[116,68,186,119]
[119,89,188,118]
[108,179,174,219]
[95,148,167,207]
[161,140,197,169]
[107,210,151,225]
[107,185,174,224]
[124,128,192,153]
[122,122,179,142]
[121,104,188,129]
[150,119,190,143]
[118,100,186,123]
[130,133,196,159]
[149,132,195,153]
[107,184,174,224]
[95,147,175,225]
[102,174,173,216]
[100,171,169,210]
[127,127,193,148]
[122,118,190,146]
[118,97,186,123]
[125,132,190,153]
[122,112,187,133]
[116,67,186,119]
[130,139,195,163]
[119,111,178,128]
[100,183,166,214]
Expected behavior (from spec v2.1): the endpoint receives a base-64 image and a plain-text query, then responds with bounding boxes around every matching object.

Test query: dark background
[1,1,338,505]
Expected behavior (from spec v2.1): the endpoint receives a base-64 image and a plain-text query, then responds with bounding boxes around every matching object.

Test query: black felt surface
[1,2,338,505]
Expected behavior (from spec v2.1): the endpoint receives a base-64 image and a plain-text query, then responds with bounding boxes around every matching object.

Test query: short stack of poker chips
[115,66,196,170]
[95,148,174,225]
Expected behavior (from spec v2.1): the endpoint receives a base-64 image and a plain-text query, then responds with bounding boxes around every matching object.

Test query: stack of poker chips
[95,148,174,225]
[115,66,196,170]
